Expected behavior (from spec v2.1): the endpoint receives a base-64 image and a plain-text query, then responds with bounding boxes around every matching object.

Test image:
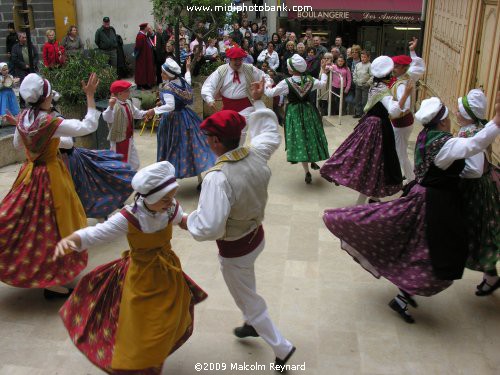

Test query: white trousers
[218,239,293,360]
[393,125,415,181]
[110,138,140,171]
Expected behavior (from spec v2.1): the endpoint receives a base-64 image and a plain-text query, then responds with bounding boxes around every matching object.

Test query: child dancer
[0,62,20,120]
[146,57,215,189]
[54,161,207,374]
[0,73,100,298]
[103,80,149,170]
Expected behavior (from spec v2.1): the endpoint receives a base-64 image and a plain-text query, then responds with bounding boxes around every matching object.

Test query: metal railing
[316,69,344,125]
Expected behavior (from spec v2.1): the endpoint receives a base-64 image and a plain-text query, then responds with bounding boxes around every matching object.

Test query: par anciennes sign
[296,10,421,23]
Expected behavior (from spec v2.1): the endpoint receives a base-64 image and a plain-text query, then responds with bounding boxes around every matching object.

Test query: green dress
[284,76,329,163]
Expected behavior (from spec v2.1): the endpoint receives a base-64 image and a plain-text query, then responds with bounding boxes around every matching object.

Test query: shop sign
[296,10,421,23]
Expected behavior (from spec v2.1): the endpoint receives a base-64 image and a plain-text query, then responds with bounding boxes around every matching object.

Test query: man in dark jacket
[95,16,118,68]
[11,32,39,80]
[153,24,166,85]
[6,23,18,74]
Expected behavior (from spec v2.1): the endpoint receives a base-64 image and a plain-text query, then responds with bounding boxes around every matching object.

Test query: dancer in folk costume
[455,89,500,295]
[320,56,409,204]
[146,57,215,189]
[265,54,329,184]
[388,37,426,181]
[0,73,100,298]
[0,62,20,118]
[59,139,135,219]
[103,80,149,171]
[323,95,500,323]
[184,79,296,369]
[201,46,272,145]
[53,161,207,374]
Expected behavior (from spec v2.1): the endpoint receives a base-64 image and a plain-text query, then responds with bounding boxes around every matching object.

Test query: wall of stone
[0,0,56,63]
[74,0,154,49]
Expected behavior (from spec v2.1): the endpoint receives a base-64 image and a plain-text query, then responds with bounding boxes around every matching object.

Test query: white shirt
[102,99,147,123]
[75,198,184,250]
[381,50,426,117]
[205,46,218,57]
[257,49,280,71]
[154,72,192,115]
[201,64,272,118]
[434,120,499,170]
[187,100,281,241]
[264,73,327,97]
[13,108,101,149]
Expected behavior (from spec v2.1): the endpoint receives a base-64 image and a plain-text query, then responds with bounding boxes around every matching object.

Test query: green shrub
[40,50,117,108]
[199,60,225,76]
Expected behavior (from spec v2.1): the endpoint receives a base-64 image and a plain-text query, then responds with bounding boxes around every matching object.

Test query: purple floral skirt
[320,116,402,198]
[323,184,453,296]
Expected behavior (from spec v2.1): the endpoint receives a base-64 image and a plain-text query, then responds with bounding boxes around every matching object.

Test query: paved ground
[0,114,498,375]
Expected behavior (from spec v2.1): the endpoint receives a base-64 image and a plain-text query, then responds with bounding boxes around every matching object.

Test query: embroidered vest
[206,146,270,240]
[107,100,133,143]
[390,73,415,118]
[215,63,255,103]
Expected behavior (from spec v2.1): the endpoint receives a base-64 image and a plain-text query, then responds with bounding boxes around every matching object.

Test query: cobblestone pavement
[0,115,498,375]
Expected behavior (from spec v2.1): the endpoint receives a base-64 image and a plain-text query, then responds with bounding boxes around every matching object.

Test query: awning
[286,0,422,23]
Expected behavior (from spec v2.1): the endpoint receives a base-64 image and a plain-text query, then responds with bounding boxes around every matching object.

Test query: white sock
[301,162,310,173]
[356,193,367,205]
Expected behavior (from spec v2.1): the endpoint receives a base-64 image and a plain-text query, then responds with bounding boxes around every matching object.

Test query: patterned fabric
[61,147,135,218]
[457,123,483,138]
[157,80,215,178]
[458,124,499,273]
[17,110,62,161]
[461,168,500,272]
[364,82,390,112]
[0,87,20,116]
[320,103,403,198]
[60,210,207,374]
[283,77,329,163]
[414,130,451,183]
[0,116,87,288]
[323,184,453,296]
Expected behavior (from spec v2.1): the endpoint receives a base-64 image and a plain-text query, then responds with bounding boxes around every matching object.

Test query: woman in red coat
[42,29,65,68]
[134,23,156,89]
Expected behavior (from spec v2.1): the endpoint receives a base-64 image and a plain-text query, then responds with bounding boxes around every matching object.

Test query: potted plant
[40,50,117,148]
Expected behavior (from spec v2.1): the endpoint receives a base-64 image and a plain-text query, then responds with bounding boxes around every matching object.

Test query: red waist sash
[216,225,264,258]
[391,112,414,128]
[221,96,252,112]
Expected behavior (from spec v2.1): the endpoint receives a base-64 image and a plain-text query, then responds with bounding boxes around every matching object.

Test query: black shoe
[368,198,381,204]
[305,172,312,184]
[475,278,500,296]
[196,182,202,192]
[399,289,418,308]
[310,162,320,170]
[274,346,296,372]
[234,323,259,338]
[43,288,74,300]
[389,298,414,323]
[353,114,362,118]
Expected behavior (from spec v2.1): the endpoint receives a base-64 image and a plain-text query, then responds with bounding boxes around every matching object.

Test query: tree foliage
[151,0,234,38]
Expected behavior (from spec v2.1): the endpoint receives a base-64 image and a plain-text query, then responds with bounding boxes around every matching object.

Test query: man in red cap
[182,78,296,369]
[387,37,426,181]
[134,23,156,90]
[201,46,272,145]
[103,80,149,170]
